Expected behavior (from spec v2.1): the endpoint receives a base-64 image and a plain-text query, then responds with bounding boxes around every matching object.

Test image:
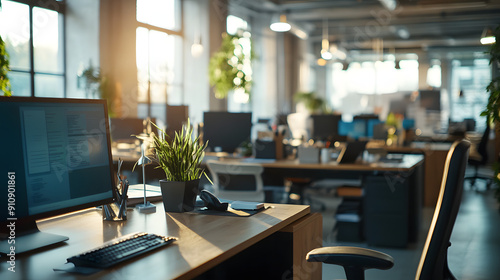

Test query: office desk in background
[220,154,424,247]
[0,203,322,280]
[386,142,452,207]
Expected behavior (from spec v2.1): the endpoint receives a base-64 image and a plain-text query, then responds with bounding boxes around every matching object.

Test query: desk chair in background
[206,160,266,202]
[464,123,492,191]
[306,140,470,280]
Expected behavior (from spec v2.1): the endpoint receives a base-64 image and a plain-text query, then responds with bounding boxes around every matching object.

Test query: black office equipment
[166,105,189,138]
[203,111,252,153]
[110,117,145,142]
[353,114,381,138]
[306,140,471,280]
[464,123,492,190]
[419,89,441,111]
[67,232,177,268]
[199,190,228,211]
[310,114,342,141]
[0,97,116,254]
[337,141,368,164]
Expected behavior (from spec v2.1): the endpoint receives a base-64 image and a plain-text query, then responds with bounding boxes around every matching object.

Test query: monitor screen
[166,105,189,132]
[203,112,252,153]
[310,114,341,141]
[110,117,145,142]
[419,90,441,111]
[0,97,115,253]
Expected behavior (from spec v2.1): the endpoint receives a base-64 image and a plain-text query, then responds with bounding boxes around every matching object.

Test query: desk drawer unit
[364,175,409,247]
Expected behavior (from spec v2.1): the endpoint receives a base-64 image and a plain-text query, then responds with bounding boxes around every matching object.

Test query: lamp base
[135,201,156,213]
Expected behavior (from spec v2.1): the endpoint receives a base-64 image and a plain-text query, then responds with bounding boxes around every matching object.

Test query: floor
[311,167,500,280]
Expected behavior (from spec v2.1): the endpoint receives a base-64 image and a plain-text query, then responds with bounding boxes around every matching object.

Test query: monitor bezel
[0,96,116,225]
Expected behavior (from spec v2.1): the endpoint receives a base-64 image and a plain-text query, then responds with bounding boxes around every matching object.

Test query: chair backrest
[416,140,470,280]
[206,160,265,202]
[477,123,490,163]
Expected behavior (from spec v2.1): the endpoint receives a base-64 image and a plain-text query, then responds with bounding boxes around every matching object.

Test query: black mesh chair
[306,140,471,280]
[464,124,492,190]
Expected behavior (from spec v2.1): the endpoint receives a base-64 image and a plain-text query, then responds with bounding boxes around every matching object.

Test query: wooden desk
[257,154,424,172]
[0,204,322,280]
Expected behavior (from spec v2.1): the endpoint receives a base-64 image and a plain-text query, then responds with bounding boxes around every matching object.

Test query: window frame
[135,0,183,118]
[2,0,66,97]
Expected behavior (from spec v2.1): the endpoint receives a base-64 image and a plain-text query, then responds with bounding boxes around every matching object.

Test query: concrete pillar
[208,0,228,111]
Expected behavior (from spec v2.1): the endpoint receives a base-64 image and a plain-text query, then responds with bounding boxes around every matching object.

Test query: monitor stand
[0,219,68,255]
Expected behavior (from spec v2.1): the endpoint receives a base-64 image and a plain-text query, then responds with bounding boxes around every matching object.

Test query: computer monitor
[166,105,189,133]
[310,114,342,141]
[353,114,380,138]
[0,97,116,254]
[110,117,145,142]
[339,120,367,139]
[419,90,441,111]
[203,112,252,153]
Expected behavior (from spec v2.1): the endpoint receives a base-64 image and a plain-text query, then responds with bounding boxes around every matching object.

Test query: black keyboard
[67,232,177,268]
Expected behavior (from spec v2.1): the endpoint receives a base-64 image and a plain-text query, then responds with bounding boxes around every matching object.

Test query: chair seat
[306,246,394,270]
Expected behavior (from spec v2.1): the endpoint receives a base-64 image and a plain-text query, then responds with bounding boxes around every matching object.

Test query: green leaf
[151,119,208,182]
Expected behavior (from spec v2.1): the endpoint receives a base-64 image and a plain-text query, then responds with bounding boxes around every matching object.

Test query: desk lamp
[135,137,156,213]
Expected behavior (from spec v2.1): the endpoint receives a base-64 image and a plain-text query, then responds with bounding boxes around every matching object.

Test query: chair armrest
[306,246,394,270]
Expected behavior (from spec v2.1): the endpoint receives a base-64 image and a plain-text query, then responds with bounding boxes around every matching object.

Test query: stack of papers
[230,201,264,210]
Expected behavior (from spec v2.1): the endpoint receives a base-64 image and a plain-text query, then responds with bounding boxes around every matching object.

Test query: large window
[329,58,419,115]
[136,0,182,123]
[0,0,65,97]
[450,58,491,132]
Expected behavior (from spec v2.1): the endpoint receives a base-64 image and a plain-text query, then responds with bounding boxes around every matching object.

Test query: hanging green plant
[479,26,500,204]
[208,32,252,99]
[0,35,12,96]
[481,27,500,124]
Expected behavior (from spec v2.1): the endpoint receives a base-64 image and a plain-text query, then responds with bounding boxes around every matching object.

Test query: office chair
[464,123,492,190]
[306,140,471,280]
[206,160,265,202]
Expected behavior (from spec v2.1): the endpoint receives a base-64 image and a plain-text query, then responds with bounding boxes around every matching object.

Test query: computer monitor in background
[110,117,145,142]
[166,105,189,137]
[203,112,252,153]
[310,114,342,141]
[350,119,367,139]
[419,90,441,111]
[0,97,116,254]
[353,114,380,138]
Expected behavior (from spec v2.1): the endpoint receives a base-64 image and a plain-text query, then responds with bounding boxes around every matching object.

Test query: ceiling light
[321,50,333,60]
[320,19,332,60]
[317,58,327,66]
[378,0,397,10]
[270,14,291,32]
[191,35,203,57]
[481,27,496,45]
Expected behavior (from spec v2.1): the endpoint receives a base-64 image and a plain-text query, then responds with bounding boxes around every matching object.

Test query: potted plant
[480,26,500,205]
[1,35,12,96]
[151,120,208,212]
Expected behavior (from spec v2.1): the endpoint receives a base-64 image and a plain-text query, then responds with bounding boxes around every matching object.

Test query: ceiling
[232,0,500,59]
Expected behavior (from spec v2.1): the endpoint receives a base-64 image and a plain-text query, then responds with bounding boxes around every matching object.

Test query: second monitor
[203,112,252,153]
[310,114,342,141]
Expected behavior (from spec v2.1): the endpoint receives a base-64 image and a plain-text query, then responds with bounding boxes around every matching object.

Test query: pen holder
[103,179,129,221]
[103,201,127,221]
